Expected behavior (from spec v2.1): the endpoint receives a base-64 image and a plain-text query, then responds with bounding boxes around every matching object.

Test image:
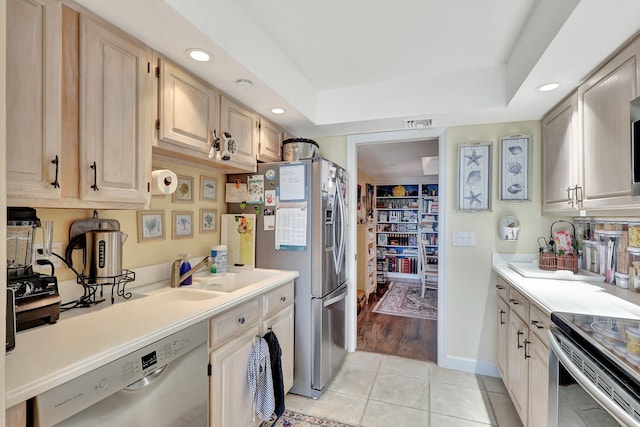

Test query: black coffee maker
[7,207,60,332]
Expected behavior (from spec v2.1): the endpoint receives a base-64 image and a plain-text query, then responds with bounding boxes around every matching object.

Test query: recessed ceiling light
[537,82,560,92]
[186,48,212,62]
[236,79,253,87]
[271,107,286,114]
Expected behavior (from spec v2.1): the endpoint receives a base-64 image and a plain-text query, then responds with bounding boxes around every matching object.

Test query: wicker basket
[538,252,578,273]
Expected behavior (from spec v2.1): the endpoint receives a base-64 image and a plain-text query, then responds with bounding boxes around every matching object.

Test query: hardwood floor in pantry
[356,284,437,363]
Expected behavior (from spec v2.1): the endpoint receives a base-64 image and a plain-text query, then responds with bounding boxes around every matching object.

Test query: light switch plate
[452,231,476,247]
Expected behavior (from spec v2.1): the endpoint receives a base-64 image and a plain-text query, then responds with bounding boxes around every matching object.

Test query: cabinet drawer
[210,298,259,349]
[262,281,294,319]
[496,276,509,302]
[508,287,529,322]
[529,303,551,346]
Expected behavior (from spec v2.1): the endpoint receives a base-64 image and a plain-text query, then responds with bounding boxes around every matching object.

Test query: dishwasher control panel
[34,322,207,427]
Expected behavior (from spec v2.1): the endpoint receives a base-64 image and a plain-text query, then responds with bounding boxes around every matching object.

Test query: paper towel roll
[151,169,178,195]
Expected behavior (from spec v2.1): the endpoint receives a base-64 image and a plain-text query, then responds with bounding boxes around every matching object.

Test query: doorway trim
[347,128,448,366]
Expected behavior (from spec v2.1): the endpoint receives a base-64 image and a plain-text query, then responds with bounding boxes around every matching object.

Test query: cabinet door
[541,93,578,213]
[158,58,219,153]
[578,36,640,209]
[6,0,62,201]
[527,333,549,427]
[508,312,528,425]
[258,117,283,162]
[496,297,509,381]
[80,15,152,204]
[220,95,258,168]
[210,328,261,427]
[262,305,295,393]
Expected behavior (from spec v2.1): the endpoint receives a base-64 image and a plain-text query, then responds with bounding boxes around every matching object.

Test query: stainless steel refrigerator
[227,158,348,398]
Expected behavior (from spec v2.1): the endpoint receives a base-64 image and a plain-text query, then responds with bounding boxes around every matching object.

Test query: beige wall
[445,121,556,366]
[37,159,227,282]
[316,135,347,167]
[1,0,7,417]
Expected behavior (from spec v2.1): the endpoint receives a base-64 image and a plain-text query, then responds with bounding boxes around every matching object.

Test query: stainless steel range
[549,312,640,426]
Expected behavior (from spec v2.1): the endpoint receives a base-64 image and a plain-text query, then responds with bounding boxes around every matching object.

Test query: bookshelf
[375,184,420,280]
[420,184,439,291]
[357,224,377,302]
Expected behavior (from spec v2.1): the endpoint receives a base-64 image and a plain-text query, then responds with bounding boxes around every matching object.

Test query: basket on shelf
[537,221,579,274]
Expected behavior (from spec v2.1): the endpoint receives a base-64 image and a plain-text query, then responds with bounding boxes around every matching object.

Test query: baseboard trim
[438,355,500,378]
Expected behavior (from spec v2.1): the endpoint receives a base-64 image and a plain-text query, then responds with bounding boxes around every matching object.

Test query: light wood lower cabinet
[496,276,550,427]
[5,402,27,427]
[209,281,294,427]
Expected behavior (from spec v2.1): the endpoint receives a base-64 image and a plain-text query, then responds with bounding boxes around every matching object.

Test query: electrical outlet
[33,242,63,267]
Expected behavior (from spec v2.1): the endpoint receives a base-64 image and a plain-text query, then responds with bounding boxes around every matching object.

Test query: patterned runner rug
[372,281,437,320]
[261,410,355,427]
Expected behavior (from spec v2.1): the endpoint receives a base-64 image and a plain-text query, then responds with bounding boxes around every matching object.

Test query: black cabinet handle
[90,161,99,191]
[499,309,506,325]
[238,317,245,325]
[516,330,524,349]
[51,155,60,188]
[496,285,504,290]
[531,320,544,330]
[509,299,519,305]
[524,340,531,359]
[280,296,286,302]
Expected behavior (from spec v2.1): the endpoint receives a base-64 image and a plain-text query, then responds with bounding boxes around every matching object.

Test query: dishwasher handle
[124,365,168,392]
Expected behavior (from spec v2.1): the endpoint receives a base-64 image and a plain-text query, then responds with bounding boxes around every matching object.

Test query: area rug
[373,281,437,320]
[260,410,355,427]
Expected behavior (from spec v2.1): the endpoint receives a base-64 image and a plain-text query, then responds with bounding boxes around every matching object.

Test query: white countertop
[5,268,298,407]
[492,253,640,319]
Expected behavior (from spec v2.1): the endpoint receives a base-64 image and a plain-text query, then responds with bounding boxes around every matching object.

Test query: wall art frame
[200,208,217,233]
[172,210,194,239]
[200,175,217,202]
[137,210,165,242]
[172,175,194,203]
[500,134,530,201]
[457,142,492,211]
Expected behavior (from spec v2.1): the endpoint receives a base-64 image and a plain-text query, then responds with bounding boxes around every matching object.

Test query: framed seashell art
[458,142,491,211]
[500,134,530,201]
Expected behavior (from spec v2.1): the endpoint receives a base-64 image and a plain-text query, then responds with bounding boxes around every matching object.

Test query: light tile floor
[285,351,523,427]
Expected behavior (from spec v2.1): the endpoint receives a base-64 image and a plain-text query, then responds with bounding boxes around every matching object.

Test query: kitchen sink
[148,288,225,302]
[190,268,282,292]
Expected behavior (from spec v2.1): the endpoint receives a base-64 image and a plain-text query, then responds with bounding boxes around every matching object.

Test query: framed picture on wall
[172,211,194,239]
[172,176,194,203]
[500,134,530,201]
[457,142,491,211]
[200,176,217,201]
[200,208,217,233]
[137,210,165,242]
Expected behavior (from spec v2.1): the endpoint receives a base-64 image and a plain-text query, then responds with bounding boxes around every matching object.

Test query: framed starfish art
[500,134,530,201]
[458,142,491,211]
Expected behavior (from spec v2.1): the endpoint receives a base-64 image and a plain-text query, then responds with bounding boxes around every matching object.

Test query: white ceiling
[75,0,640,177]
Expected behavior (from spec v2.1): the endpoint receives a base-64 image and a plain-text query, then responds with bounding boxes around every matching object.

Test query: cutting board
[508,260,605,282]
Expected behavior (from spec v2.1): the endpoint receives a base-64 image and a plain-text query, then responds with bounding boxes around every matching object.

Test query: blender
[7,207,60,331]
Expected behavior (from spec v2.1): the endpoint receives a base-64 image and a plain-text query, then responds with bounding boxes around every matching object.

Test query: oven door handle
[548,330,639,426]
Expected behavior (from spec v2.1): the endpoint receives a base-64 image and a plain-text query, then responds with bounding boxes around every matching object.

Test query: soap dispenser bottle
[178,253,192,286]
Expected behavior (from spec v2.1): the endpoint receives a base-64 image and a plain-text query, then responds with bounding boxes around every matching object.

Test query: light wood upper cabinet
[578,35,640,210]
[6,0,62,202]
[220,95,259,168]
[80,15,153,204]
[157,58,219,154]
[541,93,579,214]
[258,116,284,162]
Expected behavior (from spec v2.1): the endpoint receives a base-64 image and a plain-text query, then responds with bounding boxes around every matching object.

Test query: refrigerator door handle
[334,183,347,276]
[323,286,348,307]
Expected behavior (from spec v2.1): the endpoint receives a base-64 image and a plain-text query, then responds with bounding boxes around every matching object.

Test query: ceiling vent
[403,118,433,129]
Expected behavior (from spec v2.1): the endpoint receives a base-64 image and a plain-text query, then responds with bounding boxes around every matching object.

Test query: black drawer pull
[238,317,245,325]
[280,296,286,302]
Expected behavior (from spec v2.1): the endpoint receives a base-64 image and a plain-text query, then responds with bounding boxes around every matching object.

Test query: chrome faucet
[170,256,214,287]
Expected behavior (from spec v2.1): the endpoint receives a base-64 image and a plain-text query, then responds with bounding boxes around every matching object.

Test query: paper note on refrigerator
[275,206,307,250]
[279,163,306,201]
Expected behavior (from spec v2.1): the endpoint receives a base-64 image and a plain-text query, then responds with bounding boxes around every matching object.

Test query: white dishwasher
[34,322,208,427]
